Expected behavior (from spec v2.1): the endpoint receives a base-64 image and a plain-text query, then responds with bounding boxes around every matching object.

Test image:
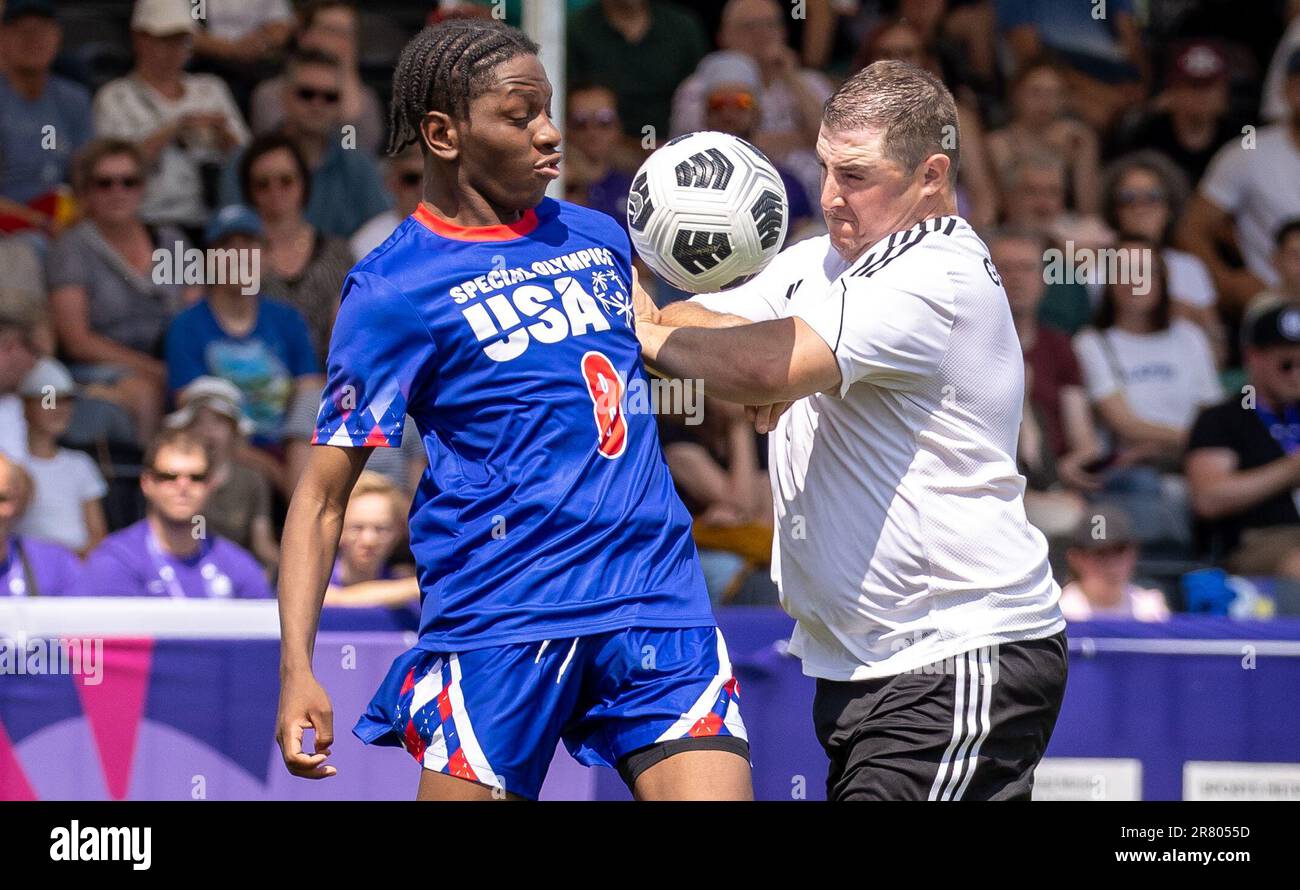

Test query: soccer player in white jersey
[635,60,1068,800]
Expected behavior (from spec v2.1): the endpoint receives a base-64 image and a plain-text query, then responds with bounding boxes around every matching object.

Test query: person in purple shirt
[0,452,83,596]
[82,427,272,598]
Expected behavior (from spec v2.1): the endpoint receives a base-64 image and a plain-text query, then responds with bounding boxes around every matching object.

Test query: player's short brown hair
[822,60,960,183]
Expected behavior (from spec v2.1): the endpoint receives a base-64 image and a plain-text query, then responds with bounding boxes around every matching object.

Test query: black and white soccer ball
[626,131,788,294]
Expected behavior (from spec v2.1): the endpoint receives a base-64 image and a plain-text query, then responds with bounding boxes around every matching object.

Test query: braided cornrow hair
[386,19,540,156]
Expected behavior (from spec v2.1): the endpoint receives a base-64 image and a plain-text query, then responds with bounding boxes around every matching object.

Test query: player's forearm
[639,319,802,404]
[278,488,346,676]
[657,300,751,329]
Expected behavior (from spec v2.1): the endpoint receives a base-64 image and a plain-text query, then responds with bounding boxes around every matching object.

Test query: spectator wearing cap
[670,0,832,197]
[568,0,708,152]
[234,132,353,366]
[323,470,419,610]
[93,0,250,232]
[689,52,813,237]
[220,48,389,239]
[350,145,424,261]
[0,308,39,460]
[988,59,1102,216]
[163,376,279,570]
[563,85,636,233]
[1181,47,1300,317]
[1187,304,1300,581]
[0,0,92,236]
[250,1,383,156]
[1245,218,1300,321]
[15,357,107,556]
[82,427,273,598]
[47,138,190,448]
[0,453,83,597]
[1111,41,1241,188]
[163,205,321,489]
[1058,506,1170,621]
[1101,151,1225,359]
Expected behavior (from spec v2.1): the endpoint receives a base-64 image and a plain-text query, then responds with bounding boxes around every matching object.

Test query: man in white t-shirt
[636,61,1067,800]
[1182,47,1300,315]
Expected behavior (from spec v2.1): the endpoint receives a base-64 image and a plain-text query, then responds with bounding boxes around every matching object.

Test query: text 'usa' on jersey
[313,198,713,650]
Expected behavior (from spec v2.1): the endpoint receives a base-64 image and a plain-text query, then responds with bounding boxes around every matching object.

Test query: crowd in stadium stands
[2,0,1300,621]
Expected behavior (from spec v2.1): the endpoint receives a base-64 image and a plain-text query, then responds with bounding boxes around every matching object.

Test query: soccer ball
[626,131,788,294]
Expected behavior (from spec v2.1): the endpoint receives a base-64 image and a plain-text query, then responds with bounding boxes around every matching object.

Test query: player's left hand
[747,401,792,434]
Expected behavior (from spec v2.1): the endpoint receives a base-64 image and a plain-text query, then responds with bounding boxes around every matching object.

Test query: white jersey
[693,218,1064,680]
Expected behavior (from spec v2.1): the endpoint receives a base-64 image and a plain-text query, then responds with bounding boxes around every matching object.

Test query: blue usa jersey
[314,198,713,651]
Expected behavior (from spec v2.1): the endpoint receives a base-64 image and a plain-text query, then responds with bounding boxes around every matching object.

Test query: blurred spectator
[0,453,83,597]
[47,139,184,448]
[1101,151,1225,357]
[163,376,279,570]
[1058,506,1170,621]
[854,16,999,228]
[1074,239,1221,547]
[1110,41,1240,187]
[689,52,814,235]
[0,238,44,306]
[671,0,831,195]
[1262,3,1300,123]
[563,84,634,232]
[323,470,419,609]
[351,144,423,260]
[93,0,250,233]
[990,228,1103,487]
[250,1,383,155]
[16,358,107,556]
[995,0,1146,133]
[82,427,273,598]
[0,309,38,459]
[1017,361,1088,556]
[1000,152,1102,334]
[0,0,90,236]
[1246,218,1300,319]
[568,0,708,148]
[1187,304,1300,580]
[163,205,321,466]
[1181,48,1300,317]
[988,59,1100,215]
[190,0,294,111]
[221,47,389,238]
[238,133,352,365]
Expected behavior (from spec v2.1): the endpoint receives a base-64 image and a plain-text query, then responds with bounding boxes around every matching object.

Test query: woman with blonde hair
[323,470,418,609]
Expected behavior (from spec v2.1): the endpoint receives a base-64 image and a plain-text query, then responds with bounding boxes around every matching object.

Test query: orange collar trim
[412,203,539,241]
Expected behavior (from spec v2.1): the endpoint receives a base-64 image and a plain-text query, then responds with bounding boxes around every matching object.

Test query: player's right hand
[276,670,338,779]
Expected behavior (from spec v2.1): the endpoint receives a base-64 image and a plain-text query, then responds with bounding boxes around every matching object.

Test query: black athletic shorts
[812,631,1068,801]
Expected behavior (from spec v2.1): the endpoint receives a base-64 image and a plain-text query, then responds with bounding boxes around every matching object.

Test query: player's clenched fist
[276,671,337,779]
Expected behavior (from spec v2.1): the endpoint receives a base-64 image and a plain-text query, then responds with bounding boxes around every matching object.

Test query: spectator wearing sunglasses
[220,48,389,238]
[1101,151,1224,360]
[238,133,352,366]
[83,427,273,598]
[93,0,250,232]
[350,144,424,261]
[1058,506,1170,621]
[46,139,190,448]
[250,1,383,155]
[563,84,635,232]
[1187,304,1300,581]
[0,452,83,598]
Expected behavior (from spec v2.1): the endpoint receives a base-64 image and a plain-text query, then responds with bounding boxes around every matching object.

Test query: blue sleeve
[312,270,437,448]
[165,313,207,393]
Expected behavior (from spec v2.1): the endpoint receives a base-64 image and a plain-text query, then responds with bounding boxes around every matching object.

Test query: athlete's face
[457,54,562,214]
[817,124,944,262]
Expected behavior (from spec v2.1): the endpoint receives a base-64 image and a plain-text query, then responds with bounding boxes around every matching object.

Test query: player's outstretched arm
[276,444,373,779]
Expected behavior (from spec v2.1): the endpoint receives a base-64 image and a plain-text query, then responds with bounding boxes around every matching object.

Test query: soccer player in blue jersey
[274,19,751,801]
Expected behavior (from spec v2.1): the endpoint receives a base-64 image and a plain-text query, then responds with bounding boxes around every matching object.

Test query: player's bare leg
[417,769,525,801]
[631,749,753,801]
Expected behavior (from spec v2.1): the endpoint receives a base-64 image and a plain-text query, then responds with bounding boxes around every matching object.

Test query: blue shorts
[354,625,746,799]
